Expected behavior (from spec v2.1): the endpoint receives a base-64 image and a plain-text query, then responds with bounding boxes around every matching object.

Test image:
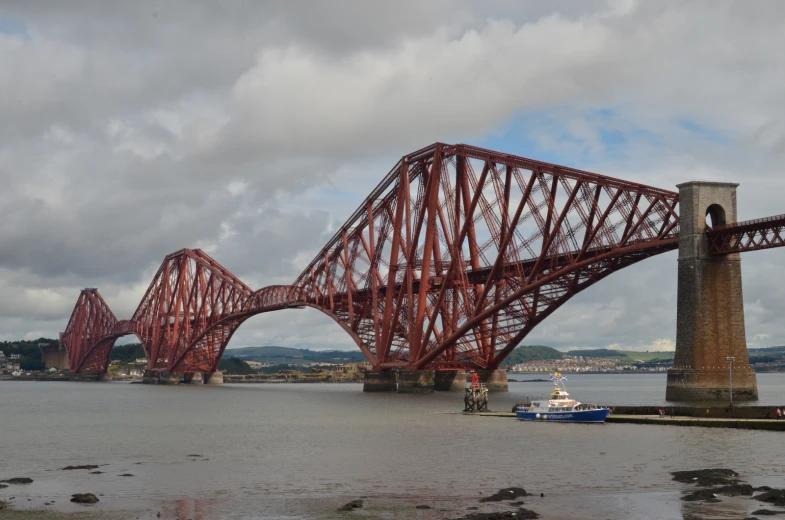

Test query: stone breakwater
[610,405,785,419]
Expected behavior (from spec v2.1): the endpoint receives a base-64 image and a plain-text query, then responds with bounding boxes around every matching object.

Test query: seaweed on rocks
[451,508,540,520]
[61,465,99,471]
[751,510,781,516]
[0,484,7,489]
[0,478,33,484]
[478,487,528,502]
[682,489,721,502]
[710,483,754,497]
[70,493,99,504]
[337,499,363,511]
[671,468,739,486]
[754,489,785,506]
[415,505,432,509]
[0,500,7,510]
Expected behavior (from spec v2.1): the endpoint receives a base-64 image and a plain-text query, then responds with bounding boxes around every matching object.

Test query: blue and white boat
[515,373,610,423]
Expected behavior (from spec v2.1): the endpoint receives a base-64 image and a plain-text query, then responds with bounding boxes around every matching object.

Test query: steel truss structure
[707,214,785,255]
[64,143,692,374]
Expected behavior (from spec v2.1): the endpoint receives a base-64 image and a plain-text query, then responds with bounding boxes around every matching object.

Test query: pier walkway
[460,412,785,431]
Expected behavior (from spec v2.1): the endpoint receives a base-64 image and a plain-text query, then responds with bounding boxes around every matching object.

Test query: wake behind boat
[515,373,610,423]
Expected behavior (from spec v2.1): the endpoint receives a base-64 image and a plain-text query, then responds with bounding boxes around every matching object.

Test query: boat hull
[516,408,610,423]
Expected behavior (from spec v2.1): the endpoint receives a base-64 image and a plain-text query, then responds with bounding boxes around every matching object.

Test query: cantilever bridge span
[60,143,785,399]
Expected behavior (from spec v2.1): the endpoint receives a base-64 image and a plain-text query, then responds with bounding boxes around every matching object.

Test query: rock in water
[479,487,528,503]
[337,499,364,511]
[454,508,540,520]
[416,505,432,509]
[61,465,99,471]
[1,478,33,484]
[0,484,7,489]
[713,483,754,497]
[70,493,99,504]
[681,489,721,502]
[753,489,785,506]
[671,469,738,486]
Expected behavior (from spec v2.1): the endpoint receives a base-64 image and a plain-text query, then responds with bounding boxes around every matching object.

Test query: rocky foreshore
[336,487,541,519]
[4,467,785,519]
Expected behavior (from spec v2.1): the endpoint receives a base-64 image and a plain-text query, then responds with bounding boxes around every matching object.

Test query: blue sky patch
[678,119,730,144]
[0,15,28,38]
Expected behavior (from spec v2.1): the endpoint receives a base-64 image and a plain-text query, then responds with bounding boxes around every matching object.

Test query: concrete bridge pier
[667,182,758,402]
[40,344,69,371]
[202,372,223,385]
[434,370,468,391]
[182,372,203,384]
[362,370,398,392]
[396,370,435,393]
[142,370,180,385]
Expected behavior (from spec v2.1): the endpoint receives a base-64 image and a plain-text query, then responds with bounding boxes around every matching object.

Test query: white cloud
[1,1,785,356]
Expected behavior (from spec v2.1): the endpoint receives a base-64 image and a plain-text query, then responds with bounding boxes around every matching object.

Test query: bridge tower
[667,182,758,401]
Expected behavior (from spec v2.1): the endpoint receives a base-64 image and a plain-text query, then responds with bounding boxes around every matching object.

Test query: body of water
[2,374,785,519]
[508,372,785,406]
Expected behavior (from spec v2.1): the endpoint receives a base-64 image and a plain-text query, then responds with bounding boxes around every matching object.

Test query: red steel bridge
[61,143,785,375]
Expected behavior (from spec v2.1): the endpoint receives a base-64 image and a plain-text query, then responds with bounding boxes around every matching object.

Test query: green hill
[749,346,785,355]
[616,350,674,362]
[567,349,628,358]
[224,346,367,365]
[218,357,255,374]
[501,345,564,366]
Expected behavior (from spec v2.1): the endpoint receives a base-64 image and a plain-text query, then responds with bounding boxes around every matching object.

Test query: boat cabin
[548,389,576,406]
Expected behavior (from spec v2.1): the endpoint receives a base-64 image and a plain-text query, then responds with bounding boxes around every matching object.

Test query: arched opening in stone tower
[705,203,727,229]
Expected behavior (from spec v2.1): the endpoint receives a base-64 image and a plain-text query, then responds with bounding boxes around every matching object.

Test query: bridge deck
[707,213,785,254]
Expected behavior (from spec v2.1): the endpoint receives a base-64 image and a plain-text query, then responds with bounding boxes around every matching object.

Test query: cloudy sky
[2,0,785,353]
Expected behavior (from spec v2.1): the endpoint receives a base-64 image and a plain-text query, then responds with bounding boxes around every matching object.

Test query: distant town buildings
[509,355,668,373]
[0,352,21,374]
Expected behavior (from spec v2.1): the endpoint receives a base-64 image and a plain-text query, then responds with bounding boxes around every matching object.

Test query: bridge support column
[142,370,181,385]
[396,370,435,393]
[203,371,223,385]
[363,370,398,392]
[476,370,508,392]
[183,372,203,384]
[40,344,69,371]
[434,370,468,391]
[667,182,757,402]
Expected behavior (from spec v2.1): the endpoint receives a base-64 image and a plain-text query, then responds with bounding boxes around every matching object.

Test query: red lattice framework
[707,214,785,255]
[63,143,691,374]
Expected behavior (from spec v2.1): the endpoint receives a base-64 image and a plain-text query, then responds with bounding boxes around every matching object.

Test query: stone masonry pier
[667,182,758,402]
[364,369,507,393]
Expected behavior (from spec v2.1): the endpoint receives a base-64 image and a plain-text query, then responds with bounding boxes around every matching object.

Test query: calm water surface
[2,374,785,520]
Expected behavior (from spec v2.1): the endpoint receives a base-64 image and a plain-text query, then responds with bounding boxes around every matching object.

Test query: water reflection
[162,497,214,520]
[2,377,785,519]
